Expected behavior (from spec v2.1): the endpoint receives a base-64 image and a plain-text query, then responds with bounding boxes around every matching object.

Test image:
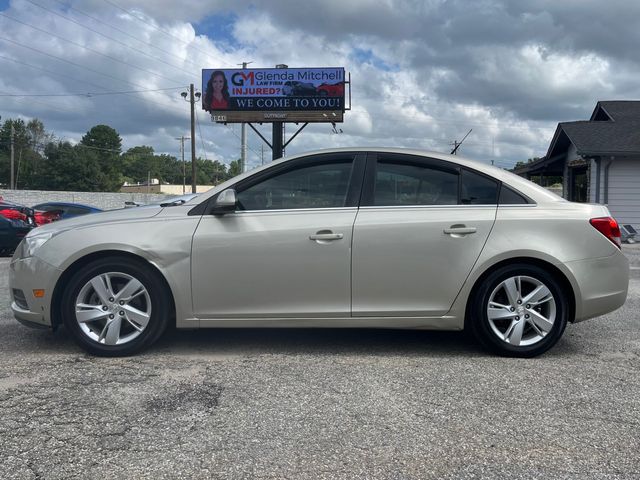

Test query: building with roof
[515,101,640,229]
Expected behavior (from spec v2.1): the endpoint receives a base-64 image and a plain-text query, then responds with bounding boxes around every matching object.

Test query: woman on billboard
[204,70,230,110]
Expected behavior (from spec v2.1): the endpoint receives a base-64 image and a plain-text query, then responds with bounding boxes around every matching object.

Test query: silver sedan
[9,148,629,357]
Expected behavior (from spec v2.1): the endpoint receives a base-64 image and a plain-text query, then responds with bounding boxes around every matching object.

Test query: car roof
[33,202,101,209]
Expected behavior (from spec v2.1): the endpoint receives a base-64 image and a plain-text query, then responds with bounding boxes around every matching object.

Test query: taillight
[590,217,621,249]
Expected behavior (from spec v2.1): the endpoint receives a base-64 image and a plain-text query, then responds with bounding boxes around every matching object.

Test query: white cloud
[1,0,640,171]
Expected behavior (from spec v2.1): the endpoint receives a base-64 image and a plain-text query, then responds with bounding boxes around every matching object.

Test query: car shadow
[152,327,489,358]
[2,322,579,359]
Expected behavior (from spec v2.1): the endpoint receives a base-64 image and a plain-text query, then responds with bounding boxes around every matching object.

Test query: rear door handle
[309,230,344,242]
[443,225,477,235]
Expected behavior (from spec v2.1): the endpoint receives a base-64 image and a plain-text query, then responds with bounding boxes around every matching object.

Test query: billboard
[202,67,346,123]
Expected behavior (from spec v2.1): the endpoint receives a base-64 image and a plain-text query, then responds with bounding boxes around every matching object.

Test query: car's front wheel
[469,264,569,357]
[62,256,171,356]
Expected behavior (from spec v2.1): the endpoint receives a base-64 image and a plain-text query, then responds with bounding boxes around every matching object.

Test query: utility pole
[10,123,15,190]
[175,136,190,193]
[181,85,201,193]
[238,61,253,173]
[189,84,197,193]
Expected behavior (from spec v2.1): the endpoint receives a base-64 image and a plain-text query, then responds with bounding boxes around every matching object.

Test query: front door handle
[309,230,344,242]
[443,225,477,235]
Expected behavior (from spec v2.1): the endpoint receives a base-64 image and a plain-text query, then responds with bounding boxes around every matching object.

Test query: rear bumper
[564,250,629,322]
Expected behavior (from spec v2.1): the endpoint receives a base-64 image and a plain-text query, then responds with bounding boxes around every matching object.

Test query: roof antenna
[450,129,472,155]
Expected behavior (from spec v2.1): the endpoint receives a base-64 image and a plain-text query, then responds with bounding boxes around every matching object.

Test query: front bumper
[564,249,629,322]
[9,255,62,328]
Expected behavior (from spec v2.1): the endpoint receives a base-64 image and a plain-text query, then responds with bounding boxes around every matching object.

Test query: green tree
[29,141,105,191]
[0,118,35,188]
[80,125,123,191]
[227,159,242,179]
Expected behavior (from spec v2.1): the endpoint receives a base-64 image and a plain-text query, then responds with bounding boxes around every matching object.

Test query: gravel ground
[1,247,639,479]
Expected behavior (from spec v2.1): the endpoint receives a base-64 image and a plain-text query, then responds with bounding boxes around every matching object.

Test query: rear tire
[62,256,171,356]
[468,263,569,357]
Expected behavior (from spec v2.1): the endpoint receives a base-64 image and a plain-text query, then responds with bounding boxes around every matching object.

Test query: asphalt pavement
[1,247,639,479]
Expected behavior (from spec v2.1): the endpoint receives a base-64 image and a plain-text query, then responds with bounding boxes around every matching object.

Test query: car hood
[28,206,162,236]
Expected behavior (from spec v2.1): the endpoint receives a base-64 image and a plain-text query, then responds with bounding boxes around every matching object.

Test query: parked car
[33,210,62,225]
[0,200,36,227]
[316,82,344,97]
[32,202,102,220]
[0,216,32,255]
[10,148,629,357]
[282,81,317,96]
[0,199,60,226]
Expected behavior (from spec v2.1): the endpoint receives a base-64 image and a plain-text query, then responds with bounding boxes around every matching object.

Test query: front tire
[469,264,569,357]
[62,256,171,356]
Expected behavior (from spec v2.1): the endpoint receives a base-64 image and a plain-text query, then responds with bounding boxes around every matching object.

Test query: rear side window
[460,169,498,205]
[499,185,529,204]
[66,206,91,215]
[374,161,458,206]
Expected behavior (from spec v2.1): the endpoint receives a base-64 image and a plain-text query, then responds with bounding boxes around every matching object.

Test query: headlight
[15,231,57,259]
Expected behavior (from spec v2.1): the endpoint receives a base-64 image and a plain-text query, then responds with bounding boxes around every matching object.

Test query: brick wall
[0,189,171,211]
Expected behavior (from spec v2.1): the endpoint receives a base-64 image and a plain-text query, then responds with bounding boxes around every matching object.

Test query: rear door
[351,153,498,317]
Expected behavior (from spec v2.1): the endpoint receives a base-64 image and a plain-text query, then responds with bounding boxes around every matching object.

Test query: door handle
[309,231,344,242]
[443,225,477,235]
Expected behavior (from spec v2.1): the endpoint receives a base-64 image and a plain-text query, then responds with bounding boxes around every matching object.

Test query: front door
[191,153,363,319]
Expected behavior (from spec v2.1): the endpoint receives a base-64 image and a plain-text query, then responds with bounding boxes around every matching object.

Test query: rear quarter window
[461,169,498,205]
[499,185,530,205]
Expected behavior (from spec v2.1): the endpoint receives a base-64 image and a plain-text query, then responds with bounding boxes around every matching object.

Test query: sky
[1,0,639,171]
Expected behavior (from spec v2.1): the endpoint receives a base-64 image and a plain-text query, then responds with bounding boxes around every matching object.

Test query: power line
[0,53,144,97]
[0,36,186,112]
[52,0,209,74]
[224,124,262,160]
[0,87,186,97]
[0,12,186,85]
[0,89,79,114]
[101,0,235,68]
[23,0,195,80]
[350,107,556,133]
[195,111,209,161]
[0,35,145,90]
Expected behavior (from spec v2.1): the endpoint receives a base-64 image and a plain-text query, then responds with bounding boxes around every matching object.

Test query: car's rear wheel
[469,264,569,357]
[62,256,171,356]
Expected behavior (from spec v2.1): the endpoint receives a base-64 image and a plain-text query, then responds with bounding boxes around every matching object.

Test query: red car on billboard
[316,82,344,97]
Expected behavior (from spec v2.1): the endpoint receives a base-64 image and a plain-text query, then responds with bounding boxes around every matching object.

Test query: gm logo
[231,72,254,86]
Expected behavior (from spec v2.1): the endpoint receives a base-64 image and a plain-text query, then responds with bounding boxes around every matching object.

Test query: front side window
[374,161,459,206]
[237,160,353,210]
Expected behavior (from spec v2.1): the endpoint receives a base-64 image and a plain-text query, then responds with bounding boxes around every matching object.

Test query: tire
[61,256,171,356]
[468,263,569,357]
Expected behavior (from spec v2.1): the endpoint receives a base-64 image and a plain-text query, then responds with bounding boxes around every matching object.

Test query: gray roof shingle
[592,101,640,122]
[560,120,640,155]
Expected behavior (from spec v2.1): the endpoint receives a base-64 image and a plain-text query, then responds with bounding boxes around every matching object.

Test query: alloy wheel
[486,275,556,347]
[74,272,151,345]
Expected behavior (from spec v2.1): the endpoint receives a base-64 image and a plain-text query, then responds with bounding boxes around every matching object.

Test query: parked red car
[316,82,345,97]
[0,199,60,226]
[33,210,61,225]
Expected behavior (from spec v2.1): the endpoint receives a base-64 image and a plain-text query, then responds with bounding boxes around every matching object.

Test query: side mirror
[210,189,237,215]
